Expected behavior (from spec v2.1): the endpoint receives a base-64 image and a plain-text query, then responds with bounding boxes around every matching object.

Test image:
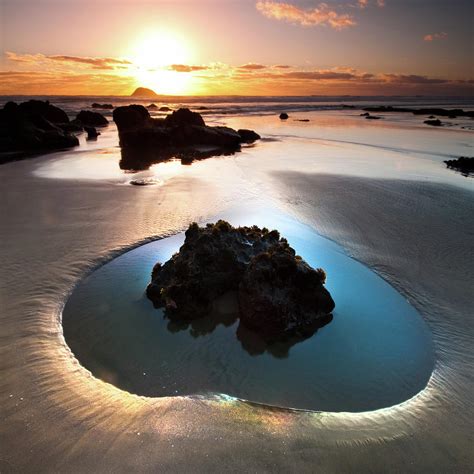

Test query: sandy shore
[1,113,473,471]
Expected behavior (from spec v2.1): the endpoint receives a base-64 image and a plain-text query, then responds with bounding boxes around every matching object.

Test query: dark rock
[366,115,382,120]
[360,112,370,117]
[164,108,205,127]
[147,103,158,109]
[238,129,261,143]
[428,115,436,119]
[131,87,158,98]
[85,126,100,139]
[295,119,310,122]
[0,100,78,159]
[17,99,69,124]
[59,120,83,133]
[159,106,172,112]
[444,156,474,177]
[146,221,335,341]
[424,119,443,126]
[363,106,474,118]
[76,110,108,127]
[363,105,413,113]
[92,103,113,109]
[113,107,259,170]
[113,105,150,131]
[279,113,289,120]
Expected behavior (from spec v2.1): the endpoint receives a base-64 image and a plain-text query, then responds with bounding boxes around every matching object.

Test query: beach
[1,98,473,472]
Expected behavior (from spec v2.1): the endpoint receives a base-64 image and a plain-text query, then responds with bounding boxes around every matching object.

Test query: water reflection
[165,291,334,358]
[119,144,241,171]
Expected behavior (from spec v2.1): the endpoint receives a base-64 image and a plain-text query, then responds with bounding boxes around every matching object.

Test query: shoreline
[1,113,473,471]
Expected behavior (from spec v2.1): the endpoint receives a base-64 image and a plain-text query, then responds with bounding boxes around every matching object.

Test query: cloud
[424,32,448,42]
[168,64,210,72]
[273,64,292,69]
[376,0,385,7]
[381,74,448,84]
[256,1,356,29]
[0,70,135,95]
[357,0,368,9]
[238,63,267,70]
[5,52,44,63]
[5,51,131,70]
[48,55,131,69]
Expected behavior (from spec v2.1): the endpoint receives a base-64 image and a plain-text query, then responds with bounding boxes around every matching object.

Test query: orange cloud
[168,64,210,72]
[424,32,448,42]
[238,63,267,70]
[5,51,131,70]
[256,1,356,29]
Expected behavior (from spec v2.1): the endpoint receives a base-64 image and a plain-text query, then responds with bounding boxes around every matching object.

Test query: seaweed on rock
[146,221,335,341]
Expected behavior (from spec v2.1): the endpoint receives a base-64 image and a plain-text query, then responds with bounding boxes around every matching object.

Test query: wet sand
[1,111,473,472]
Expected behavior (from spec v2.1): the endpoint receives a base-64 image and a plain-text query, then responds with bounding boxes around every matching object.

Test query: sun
[129,30,194,95]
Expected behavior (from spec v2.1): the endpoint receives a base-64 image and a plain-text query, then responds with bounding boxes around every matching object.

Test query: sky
[0,0,473,96]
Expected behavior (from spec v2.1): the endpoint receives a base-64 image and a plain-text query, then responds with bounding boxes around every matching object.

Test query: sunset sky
[0,0,473,96]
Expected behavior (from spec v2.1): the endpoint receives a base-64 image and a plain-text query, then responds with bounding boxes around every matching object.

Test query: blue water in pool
[62,212,434,412]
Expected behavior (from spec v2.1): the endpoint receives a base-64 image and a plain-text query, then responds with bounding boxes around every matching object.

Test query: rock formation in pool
[146,221,335,340]
[0,100,79,160]
[113,105,260,170]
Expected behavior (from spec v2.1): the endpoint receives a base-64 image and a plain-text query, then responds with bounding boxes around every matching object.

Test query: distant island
[131,87,159,98]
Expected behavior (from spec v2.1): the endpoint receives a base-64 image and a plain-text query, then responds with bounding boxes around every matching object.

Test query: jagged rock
[146,221,335,340]
[279,113,289,120]
[239,246,334,338]
[147,103,158,109]
[76,110,108,127]
[366,115,382,120]
[113,106,260,169]
[0,100,78,158]
[159,106,172,112]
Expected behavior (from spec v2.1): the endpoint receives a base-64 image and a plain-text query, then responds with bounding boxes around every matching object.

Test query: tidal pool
[62,213,434,412]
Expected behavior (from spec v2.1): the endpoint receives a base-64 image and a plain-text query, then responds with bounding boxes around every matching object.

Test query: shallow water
[1,98,473,471]
[63,211,434,412]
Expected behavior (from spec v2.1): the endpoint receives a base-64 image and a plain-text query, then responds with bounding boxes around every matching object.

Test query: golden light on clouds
[128,30,195,95]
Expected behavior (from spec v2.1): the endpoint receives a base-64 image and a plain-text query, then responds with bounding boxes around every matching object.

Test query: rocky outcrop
[363,106,474,118]
[131,87,158,98]
[146,221,335,341]
[238,129,261,143]
[0,100,79,159]
[424,119,442,126]
[279,113,289,120]
[444,156,474,177]
[76,110,108,127]
[92,103,114,109]
[113,106,260,169]
[85,126,100,139]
